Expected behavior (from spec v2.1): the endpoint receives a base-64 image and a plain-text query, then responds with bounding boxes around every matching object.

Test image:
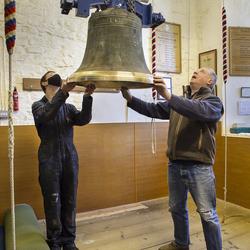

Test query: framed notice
[229,27,250,76]
[155,22,181,73]
[241,87,250,98]
[199,49,217,73]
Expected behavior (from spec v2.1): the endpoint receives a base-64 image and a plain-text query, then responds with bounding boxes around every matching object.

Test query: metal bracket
[60,0,165,28]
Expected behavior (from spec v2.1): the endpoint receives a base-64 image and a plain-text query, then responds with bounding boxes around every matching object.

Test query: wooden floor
[42,197,250,250]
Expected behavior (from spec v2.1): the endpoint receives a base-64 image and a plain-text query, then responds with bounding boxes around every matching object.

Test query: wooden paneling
[0,124,136,220]
[227,137,250,208]
[0,126,44,221]
[1,122,250,222]
[214,124,226,199]
[213,125,250,208]
[74,124,136,212]
[135,123,168,201]
[0,126,10,223]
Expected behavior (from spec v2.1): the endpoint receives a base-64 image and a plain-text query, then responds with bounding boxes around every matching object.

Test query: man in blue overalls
[32,71,95,250]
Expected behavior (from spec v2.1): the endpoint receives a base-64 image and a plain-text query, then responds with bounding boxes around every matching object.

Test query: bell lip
[68,71,154,89]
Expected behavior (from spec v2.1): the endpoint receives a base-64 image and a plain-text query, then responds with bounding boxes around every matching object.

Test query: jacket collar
[191,86,212,99]
[42,95,48,103]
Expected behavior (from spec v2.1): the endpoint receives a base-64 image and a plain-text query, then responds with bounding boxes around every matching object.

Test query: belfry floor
[41,197,250,250]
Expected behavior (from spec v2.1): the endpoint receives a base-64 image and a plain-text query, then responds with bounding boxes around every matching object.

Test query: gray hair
[206,68,217,89]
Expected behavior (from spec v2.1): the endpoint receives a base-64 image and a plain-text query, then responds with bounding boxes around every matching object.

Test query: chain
[127,0,135,13]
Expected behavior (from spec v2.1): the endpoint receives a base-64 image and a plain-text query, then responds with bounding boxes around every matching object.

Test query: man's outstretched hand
[121,86,132,103]
[153,76,172,101]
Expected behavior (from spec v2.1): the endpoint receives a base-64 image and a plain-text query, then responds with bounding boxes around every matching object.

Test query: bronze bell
[68,8,153,89]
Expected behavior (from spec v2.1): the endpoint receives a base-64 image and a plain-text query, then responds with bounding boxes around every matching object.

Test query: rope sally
[5,0,16,249]
[5,0,16,55]
[222,6,228,85]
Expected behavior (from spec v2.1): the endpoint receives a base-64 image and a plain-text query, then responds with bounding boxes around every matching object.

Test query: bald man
[121,68,223,250]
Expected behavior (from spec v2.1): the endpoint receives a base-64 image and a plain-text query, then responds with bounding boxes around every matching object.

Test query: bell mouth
[68,70,153,89]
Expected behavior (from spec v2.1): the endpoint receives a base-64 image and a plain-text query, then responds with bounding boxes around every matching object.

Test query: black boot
[63,243,79,250]
[50,245,61,250]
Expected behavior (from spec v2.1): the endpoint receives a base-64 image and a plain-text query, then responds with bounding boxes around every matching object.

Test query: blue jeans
[168,161,222,250]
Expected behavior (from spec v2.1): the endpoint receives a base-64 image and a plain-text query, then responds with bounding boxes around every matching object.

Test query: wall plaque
[155,22,181,73]
[229,27,250,76]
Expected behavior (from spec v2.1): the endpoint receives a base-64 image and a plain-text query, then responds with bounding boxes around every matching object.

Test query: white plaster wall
[224,0,250,133]
[197,0,250,134]
[0,0,199,125]
[152,0,199,93]
[196,0,222,91]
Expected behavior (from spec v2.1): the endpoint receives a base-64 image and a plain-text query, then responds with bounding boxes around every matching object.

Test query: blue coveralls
[32,89,93,247]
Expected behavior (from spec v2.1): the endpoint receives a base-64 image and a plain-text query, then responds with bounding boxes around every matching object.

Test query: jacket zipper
[172,115,183,159]
[198,129,203,150]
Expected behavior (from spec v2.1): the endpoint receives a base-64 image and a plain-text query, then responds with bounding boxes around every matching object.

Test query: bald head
[190,67,217,92]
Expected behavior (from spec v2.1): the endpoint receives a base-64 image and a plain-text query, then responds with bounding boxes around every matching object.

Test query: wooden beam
[23,78,119,93]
